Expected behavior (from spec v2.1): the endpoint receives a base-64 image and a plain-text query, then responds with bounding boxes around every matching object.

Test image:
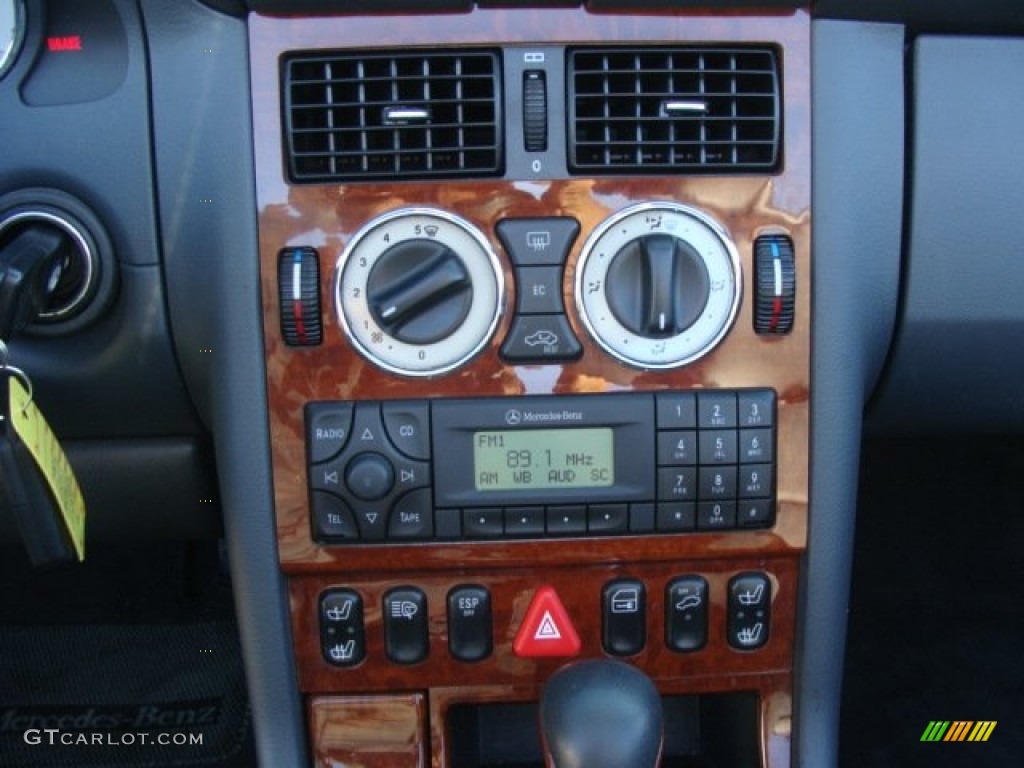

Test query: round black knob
[366,239,472,345]
[344,453,394,501]
[605,234,710,338]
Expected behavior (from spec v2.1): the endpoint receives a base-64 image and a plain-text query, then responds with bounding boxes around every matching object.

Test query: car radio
[306,389,776,544]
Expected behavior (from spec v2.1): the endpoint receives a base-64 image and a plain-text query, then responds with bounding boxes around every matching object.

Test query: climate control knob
[575,203,741,369]
[336,208,504,376]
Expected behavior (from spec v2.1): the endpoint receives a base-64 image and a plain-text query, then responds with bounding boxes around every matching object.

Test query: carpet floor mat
[0,622,254,767]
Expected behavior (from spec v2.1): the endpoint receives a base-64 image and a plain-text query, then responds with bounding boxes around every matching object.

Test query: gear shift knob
[539,659,663,768]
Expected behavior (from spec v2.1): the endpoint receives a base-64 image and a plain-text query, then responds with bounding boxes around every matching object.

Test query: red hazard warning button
[512,586,582,658]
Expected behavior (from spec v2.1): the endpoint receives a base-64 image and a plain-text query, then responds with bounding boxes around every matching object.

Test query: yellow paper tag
[8,376,86,560]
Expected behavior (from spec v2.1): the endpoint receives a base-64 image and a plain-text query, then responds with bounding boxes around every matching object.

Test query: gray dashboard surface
[870,36,1024,432]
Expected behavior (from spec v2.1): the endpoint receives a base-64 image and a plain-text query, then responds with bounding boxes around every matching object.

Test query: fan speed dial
[336,208,504,377]
[575,203,741,369]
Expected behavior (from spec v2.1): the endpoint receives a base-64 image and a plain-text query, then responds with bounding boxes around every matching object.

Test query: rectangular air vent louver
[284,50,502,182]
[569,47,780,174]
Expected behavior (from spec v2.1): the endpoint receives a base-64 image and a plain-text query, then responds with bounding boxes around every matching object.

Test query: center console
[251,6,809,765]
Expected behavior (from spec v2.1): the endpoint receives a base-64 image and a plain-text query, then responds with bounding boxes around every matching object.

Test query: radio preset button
[588,504,628,534]
[656,392,697,429]
[345,453,395,501]
[546,505,587,535]
[699,466,737,500]
[464,508,503,538]
[698,430,738,464]
[658,467,696,501]
[504,507,545,537]
[698,501,737,530]
[697,392,738,429]
[658,431,697,465]
[382,401,431,460]
[738,390,775,428]
[739,464,773,499]
[739,428,773,463]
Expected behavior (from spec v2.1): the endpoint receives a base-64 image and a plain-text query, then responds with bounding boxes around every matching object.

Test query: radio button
[698,430,738,464]
[658,467,696,501]
[388,489,434,540]
[311,492,360,541]
[699,466,737,500]
[628,502,655,533]
[739,428,773,463]
[657,431,697,466]
[504,507,545,537]
[382,401,431,460]
[698,501,737,530]
[697,392,738,429]
[463,508,503,538]
[657,502,696,532]
[588,504,628,534]
[345,453,395,501]
[306,403,354,464]
[738,390,775,428]
[656,392,697,429]
[546,505,586,535]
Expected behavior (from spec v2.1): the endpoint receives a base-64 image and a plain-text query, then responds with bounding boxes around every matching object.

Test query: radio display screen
[473,428,614,491]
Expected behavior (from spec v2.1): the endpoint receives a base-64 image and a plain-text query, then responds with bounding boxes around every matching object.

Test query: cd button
[382,401,431,460]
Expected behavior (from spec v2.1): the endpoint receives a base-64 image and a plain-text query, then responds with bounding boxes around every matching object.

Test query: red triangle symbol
[513,586,581,658]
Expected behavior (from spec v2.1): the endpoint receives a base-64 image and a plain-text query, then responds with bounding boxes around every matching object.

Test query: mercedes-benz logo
[505,409,522,426]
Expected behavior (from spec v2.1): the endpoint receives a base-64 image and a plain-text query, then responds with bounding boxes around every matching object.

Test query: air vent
[568,47,780,174]
[284,50,502,182]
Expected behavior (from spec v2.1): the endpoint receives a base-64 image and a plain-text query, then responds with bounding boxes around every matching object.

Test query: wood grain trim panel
[308,694,427,768]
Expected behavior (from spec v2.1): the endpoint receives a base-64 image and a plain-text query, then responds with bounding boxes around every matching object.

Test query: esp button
[447,585,493,662]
